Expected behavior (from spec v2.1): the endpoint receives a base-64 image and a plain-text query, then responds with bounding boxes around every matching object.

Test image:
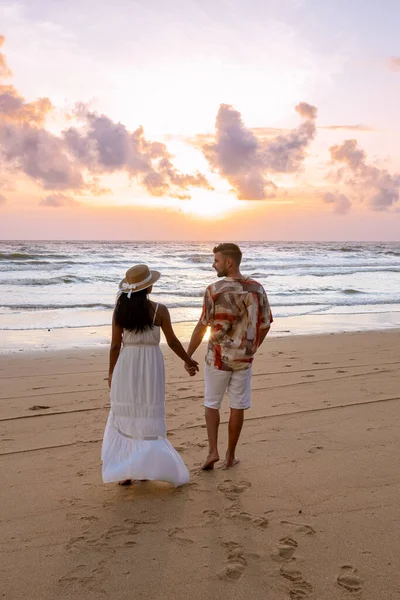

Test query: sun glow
[180,193,245,218]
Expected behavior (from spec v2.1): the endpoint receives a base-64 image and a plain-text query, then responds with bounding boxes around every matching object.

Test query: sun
[178,190,246,219]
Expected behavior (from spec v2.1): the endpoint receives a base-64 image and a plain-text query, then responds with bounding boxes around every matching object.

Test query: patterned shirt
[200,277,273,371]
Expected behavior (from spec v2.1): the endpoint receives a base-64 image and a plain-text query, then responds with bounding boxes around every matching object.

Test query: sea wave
[342,288,365,294]
[0,275,93,286]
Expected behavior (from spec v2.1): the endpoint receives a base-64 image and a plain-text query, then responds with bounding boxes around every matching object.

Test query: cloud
[39,194,78,207]
[321,124,375,132]
[64,106,213,197]
[323,191,351,214]
[0,35,12,78]
[387,57,400,72]
[0,123,86,190]
[328,139,400,211]
[260,102,317,173]
[203,102,317,200]
[0,193,6,205]
[0,37,52,125]
[0,37,211,201]
[0,84,53,125]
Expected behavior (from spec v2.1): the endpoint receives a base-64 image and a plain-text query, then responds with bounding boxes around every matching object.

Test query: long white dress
[101,306,190,487]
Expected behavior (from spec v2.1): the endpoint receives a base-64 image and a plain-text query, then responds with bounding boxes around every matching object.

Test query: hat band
[120,273,153,297]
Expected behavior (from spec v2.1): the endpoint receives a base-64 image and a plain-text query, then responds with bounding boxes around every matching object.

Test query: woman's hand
[184,358,199,376]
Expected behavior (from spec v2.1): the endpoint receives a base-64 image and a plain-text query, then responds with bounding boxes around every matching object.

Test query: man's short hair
[213,243,242,265]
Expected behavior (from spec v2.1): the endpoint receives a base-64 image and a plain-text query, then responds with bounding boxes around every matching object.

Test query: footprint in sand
[280,565,314,598]
[225,505,268,529]
[58,559,108,592]
[203,509,220,525]
[281,521,316,536]
[67,523,139,551]
[167,527,194,545]
[336,369,347,373]
[302,374,315,378]
[219,541,247,582]
[307,445,323,454]
[337,565,363,593]
[217,479,251,500]
[277,537,298,559]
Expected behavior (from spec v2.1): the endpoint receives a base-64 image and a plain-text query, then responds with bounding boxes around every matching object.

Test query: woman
[101,264,198,487]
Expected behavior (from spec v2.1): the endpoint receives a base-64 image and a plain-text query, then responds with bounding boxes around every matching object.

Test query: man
[185,243,273,470]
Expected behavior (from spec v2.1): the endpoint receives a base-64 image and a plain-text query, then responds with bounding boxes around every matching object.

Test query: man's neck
[226,270,243,279]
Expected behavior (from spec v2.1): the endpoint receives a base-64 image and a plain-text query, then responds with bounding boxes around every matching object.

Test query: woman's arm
[160,305,199,375]
[108,311,123,388]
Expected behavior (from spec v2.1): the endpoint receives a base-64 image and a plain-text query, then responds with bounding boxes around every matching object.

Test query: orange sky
[1,1,400,240]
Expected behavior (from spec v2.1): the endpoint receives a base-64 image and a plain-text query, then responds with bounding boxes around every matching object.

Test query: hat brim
[119,270,161,293]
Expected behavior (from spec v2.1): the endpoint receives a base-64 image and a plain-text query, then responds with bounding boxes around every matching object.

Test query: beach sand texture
[1,331,400,599]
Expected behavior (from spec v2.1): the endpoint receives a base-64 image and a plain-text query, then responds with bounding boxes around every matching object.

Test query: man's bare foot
[118,479,132,486]
[223,456,240,469]
[201,453,220,470]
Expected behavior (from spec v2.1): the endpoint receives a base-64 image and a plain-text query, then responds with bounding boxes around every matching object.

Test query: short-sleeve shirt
[200,277,273,371]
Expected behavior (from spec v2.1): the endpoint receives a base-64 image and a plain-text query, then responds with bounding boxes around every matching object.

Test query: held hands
[184,357,199,377]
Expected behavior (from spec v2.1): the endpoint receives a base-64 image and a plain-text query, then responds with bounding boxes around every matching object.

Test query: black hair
[114,288,154,332]
[213,242,242,265]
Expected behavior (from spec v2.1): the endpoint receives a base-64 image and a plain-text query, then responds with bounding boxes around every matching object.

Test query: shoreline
[2,309,400,354]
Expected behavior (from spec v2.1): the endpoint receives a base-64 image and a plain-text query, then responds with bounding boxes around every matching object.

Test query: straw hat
[119,264,161,297]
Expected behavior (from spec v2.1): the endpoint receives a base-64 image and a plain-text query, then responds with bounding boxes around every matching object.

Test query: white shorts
[204,364,252,410]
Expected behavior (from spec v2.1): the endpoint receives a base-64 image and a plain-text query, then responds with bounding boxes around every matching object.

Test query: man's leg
[225,408,244,467]
[202,407,220,470]
[225,367,252,468]
[203,365,230,470]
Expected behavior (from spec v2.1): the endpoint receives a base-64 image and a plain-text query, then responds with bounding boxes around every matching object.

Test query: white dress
[101,306,190,487]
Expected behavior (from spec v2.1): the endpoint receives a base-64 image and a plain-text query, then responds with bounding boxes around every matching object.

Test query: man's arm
[186,286,211,358]
[187,320,208,357]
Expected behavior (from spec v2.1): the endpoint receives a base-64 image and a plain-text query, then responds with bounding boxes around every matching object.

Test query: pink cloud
[323,191,351,214]
[387,57,400,72]
[329,139,400,211]
[202,102,317,200]
[39,194,78,207]
[0,38,212,201]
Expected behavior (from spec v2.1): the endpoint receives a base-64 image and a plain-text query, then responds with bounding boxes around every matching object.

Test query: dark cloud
[323,191,351,215]
[387,57,400,72]
[39,194,78,207]
[203,102,317,200]
[329,139,400,211]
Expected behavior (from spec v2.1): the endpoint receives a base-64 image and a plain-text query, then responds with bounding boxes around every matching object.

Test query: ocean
[1,240,400,351]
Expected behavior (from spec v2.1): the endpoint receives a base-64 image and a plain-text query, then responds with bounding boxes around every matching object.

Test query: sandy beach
[1,330,400,599]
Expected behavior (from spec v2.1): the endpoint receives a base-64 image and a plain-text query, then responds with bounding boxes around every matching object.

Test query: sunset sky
[0,0,399,240]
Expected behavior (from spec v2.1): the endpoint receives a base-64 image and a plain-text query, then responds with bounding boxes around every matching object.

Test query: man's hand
[184,358,199,377]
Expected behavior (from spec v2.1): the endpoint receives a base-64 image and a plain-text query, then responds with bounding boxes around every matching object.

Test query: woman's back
[122,325,160,346]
